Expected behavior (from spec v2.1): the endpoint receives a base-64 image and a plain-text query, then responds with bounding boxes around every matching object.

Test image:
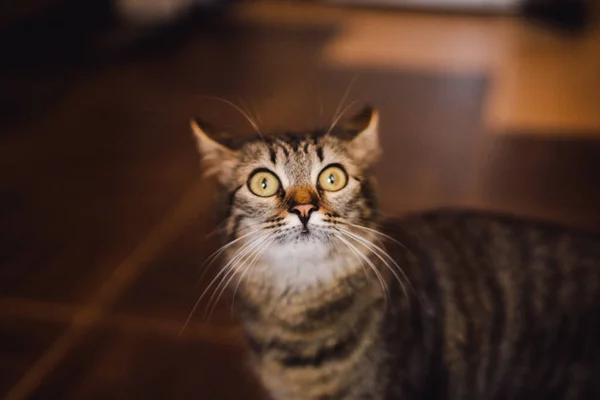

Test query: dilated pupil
[261,178,268,189]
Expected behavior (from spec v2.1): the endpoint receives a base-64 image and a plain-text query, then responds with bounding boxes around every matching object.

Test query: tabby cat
[191,107,600,400]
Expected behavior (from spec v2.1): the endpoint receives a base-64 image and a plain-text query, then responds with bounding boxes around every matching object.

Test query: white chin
[260,238,344,290]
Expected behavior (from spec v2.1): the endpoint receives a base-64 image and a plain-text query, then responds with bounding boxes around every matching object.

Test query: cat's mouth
[293,227,312,241]
[298,229,311,239]
[287,224,331,245]
[270,223,335,247]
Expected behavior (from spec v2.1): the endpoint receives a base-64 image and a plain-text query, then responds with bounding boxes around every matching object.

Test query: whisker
[203,233,272,320]
[338,229,400,289]
[205,216,261,240]
[329,74,359,131]
[200,95,263,137]
[330,233,343,257]
[342,221,414,255]
[207,240,269,321]
[335,234,390,306]
[229,235,276,316]
[200,228,260,270]
[179,233,268,335]
[238,96,258,128]
[195,227,263,288]
[252,101,263,126]
[326,100,359,136]
[340,222,418,294]
[331,233,369,281]
[338,229,414,302]
[197,218,287,288]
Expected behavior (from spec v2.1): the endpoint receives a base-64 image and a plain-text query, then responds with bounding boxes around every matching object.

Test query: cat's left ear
[190,118,238,183]
[343,106,381,166]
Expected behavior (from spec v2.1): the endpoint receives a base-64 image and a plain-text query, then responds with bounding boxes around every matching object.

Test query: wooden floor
[1,3,599,399]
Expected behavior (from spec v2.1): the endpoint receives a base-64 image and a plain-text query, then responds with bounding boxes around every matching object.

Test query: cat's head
[192,107,381,289]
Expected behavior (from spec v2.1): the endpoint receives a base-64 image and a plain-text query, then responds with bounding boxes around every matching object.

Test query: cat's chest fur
[244,241,366,295]
[235,252,390,400]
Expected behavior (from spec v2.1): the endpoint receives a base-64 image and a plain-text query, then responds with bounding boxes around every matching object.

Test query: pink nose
[290,204,318,225]
[293,204,316,217]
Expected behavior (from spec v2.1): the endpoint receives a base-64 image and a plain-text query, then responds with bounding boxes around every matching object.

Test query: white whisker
[180,232,269,335]
[251,101,263,125]
[329,75,360,133]
[338,229,414,302]
[331,233,369,281]
[195,226,263,288]
[203,233,272,320]
[201,95,263,137]
[330,233,343,257]
[229,235,276,315]
[238,96,258,128]
[200,228,261,270]
[326,100,359,136]
[343,221,414,256]
[335,234,390,306]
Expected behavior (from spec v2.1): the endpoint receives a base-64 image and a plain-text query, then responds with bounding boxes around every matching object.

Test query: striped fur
[381,211,600,399]
[192,108,600,399]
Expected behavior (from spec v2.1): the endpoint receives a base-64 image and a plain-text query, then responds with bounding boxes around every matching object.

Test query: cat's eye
[248,169,280,197]
[318,165,348,192]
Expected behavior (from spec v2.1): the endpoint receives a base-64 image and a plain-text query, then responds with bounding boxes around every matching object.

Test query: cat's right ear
[190,118,238,183]
[343,106,381,167]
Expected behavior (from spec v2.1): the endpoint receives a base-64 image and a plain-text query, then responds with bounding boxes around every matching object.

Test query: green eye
[248,170,280,197]
[318,165,348,192]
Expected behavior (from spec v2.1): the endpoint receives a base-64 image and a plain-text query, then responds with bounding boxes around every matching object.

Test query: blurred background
[1,0,599,398]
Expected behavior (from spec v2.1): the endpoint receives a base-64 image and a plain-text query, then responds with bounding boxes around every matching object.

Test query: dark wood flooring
[1,7,599,400]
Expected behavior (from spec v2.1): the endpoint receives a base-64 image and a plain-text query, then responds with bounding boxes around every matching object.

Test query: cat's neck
[235,251,384,332]
[236,255,389,400]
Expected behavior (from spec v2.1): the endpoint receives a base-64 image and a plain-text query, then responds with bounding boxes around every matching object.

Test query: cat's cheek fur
[324,183,363,221]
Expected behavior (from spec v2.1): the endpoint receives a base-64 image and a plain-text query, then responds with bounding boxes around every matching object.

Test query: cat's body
[384,210,600,400]
[191,107,600,399]
[236,210,600,400]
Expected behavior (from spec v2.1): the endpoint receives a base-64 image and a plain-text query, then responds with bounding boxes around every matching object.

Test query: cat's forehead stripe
[303,142,310,154]
[274,140,290,159]
[261,136,321,165]
[240,134,341,182]
[316,146,324,162]
[287,135,301,152]
[268,146,277,164]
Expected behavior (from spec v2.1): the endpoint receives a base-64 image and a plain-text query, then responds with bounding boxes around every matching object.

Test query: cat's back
[389,208,600,279]
[381,209,600,399]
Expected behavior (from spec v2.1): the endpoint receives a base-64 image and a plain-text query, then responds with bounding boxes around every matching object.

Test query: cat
[191,106,600,400]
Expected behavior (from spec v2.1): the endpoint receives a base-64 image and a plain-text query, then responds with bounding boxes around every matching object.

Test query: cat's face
[193,107,381,289]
